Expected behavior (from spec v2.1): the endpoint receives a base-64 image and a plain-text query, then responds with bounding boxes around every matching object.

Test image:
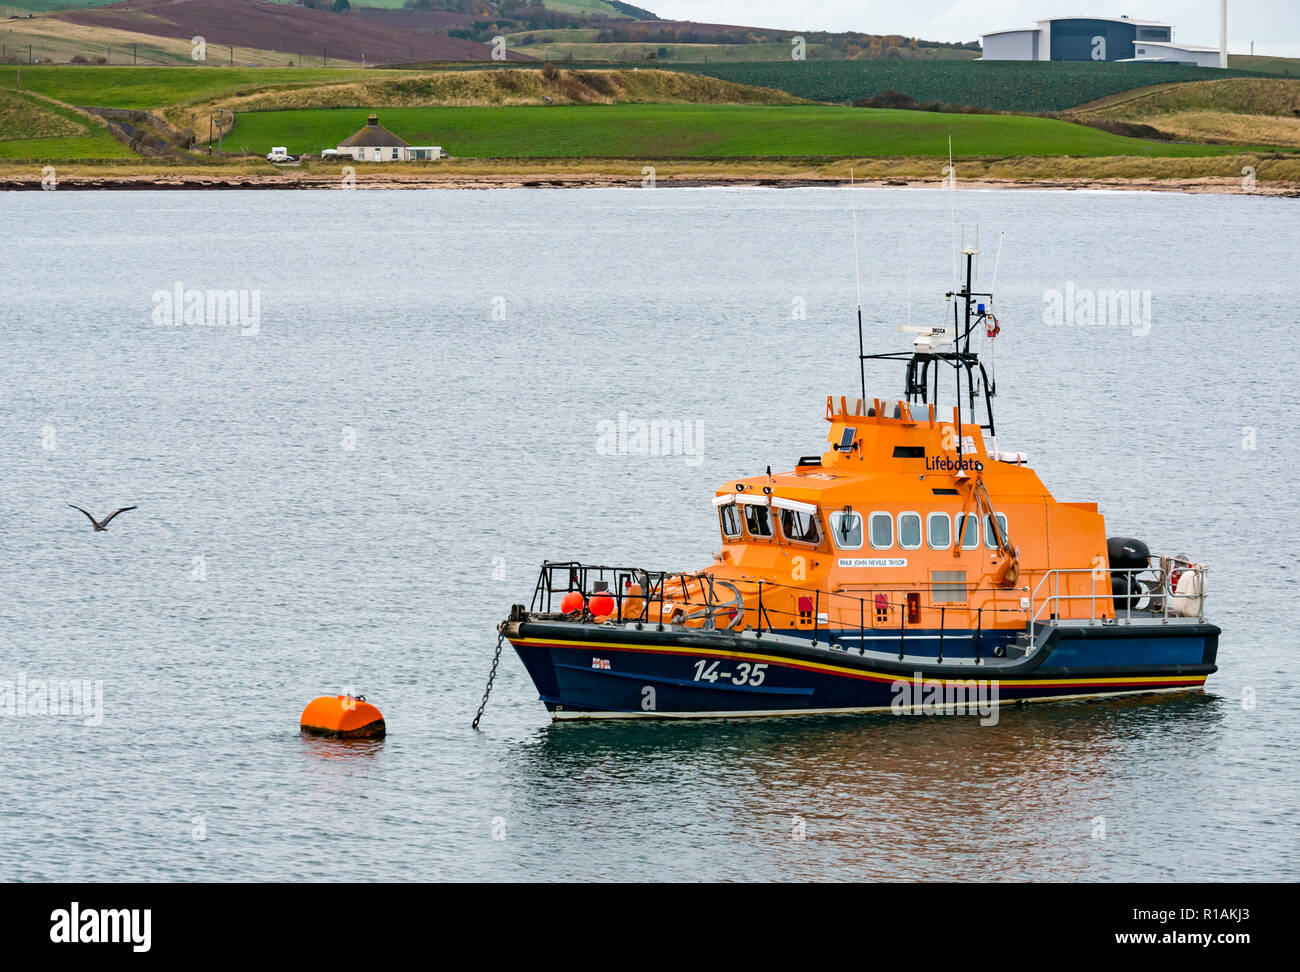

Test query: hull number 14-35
[692,660,768,685]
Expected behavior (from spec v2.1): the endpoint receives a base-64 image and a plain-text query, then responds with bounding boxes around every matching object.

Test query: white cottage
[335,114,443,162]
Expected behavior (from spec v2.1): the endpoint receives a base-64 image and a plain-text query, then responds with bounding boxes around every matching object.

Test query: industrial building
[981,14,1227,68]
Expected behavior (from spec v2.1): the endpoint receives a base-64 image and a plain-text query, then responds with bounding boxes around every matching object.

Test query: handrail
[530,558,1209,660]
[532,560,1026,661]
[1027,561,1209,644]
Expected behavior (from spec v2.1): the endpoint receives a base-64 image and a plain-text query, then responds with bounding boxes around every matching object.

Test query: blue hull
[505,620,1219,719]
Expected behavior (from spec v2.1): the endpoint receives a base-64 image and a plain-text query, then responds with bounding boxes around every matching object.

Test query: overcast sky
[650,1,1300,59]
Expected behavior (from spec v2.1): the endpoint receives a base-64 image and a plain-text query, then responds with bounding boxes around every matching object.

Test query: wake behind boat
[497,242,1219,721]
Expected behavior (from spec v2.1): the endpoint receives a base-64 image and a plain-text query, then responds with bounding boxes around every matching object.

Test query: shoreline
[3,159,1298,196]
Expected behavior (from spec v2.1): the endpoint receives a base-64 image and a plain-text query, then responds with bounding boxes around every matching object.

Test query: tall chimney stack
[1220,0,1228,68]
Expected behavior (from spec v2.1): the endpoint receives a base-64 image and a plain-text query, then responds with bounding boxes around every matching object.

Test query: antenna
[948,136,957,296]
[906,223,912,328]
[988,231,1006,306]
[850,167,866,404]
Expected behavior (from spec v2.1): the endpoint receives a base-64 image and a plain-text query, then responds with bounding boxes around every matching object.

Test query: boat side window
[897,512,922,550]
[984,513,1009,549]
[744,503,774,538]
[869,512,893,550]
[927,512,951,550]
[719,503,741,540]
[957,513,980,549]
[829,511,862,549]
[780,509,822,546]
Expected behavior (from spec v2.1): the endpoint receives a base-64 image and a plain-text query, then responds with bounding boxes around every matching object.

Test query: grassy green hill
[0,65,377,109]
[165,67,805,141]
[1228,54,1300,78]
[221,103,1285,160]
[0,90,137,159]
[540,0,631,15]
[1075,77,1300,148]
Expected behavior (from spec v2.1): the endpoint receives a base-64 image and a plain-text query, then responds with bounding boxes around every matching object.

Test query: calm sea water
[1,187,1297,882]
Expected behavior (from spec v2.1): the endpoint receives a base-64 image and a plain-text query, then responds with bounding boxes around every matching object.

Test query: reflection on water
[520,691,1223,767]
[506,694,1226,880]
[296,733,387,765]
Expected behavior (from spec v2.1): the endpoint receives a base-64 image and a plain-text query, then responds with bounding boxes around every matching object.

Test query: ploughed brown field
[353,10,481,33]
[57,0,532,64]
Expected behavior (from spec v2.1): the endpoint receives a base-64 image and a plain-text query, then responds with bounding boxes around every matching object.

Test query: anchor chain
[471,632,505,730]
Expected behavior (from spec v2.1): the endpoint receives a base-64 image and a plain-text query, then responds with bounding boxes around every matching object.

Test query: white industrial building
[981,11,1229,68]
[1127,40,1224,67]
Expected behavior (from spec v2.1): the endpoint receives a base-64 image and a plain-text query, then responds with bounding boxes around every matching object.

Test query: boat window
[957,513,980,549]
[984,513,1009,549]
[897,512,922,550]
[829,511,862,549]
[869,512,893,550]
[719,503,741,540]
[927,512,951,549]
[780,508,822,546]
[744,503,774,538]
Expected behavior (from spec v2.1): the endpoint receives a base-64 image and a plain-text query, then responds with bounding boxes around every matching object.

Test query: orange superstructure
[690,393,1112,640]
[604,393,1112,643]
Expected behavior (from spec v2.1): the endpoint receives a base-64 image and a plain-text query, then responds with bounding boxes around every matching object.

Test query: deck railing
[532,558,1209,661]
[1027,560,1208,644]
[531,561,1024,663]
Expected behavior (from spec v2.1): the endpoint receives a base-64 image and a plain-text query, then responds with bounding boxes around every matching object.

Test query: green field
[0,128,136,159]
[221,103,1280,160]
[673,60,1274,112]
[540,0,630,16]
[0,93,136,159]
[1229,54,1300,78]
[0,65,380,109]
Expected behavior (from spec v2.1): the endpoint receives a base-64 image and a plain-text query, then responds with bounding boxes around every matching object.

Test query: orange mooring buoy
[300,695,386,738]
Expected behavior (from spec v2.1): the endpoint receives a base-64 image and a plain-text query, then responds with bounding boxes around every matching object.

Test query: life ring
[1170,567,1186,592]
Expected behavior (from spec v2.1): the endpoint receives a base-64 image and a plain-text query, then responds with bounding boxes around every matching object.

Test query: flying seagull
[68,504,137,532]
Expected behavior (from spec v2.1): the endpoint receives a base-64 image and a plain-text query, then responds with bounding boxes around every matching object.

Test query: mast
[850,168,866,405]
[859,236,999,445]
